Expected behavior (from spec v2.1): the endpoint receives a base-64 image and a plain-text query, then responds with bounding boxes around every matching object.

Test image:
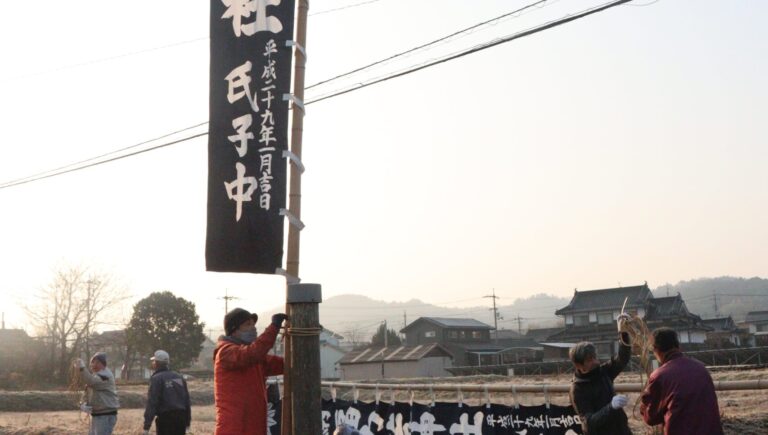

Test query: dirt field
[1,369,766,434]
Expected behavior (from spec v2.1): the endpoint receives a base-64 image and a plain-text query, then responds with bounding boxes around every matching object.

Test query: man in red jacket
[640,327,724,435]
[214,308,287,435]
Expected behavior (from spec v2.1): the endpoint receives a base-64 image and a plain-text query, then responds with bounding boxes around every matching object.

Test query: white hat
[151,350,170,363]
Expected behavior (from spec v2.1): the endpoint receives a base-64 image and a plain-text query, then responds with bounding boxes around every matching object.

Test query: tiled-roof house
[549,283,710,358]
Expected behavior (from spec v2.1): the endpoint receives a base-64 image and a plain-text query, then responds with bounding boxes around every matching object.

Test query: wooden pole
[287,284,322,435]
[283,0,310,433]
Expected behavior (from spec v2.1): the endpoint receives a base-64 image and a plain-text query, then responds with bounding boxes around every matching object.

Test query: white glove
[617,313,631,323]
[74,358,85,370]
[611,394,628,409]
[79,403,92,413]
[143,430,150,435]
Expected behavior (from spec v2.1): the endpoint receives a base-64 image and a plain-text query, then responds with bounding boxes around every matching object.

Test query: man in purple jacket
[640,328,724,435]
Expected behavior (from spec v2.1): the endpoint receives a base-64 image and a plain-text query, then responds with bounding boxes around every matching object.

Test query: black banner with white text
[266,398,583,435]
[207,0,296,274]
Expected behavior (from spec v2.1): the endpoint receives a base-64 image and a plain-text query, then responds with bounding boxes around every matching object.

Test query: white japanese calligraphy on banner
[207,0,295,274]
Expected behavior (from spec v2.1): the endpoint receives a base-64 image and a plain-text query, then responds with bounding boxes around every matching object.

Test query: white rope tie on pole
[457,387,464,408]
[285,40,307,60]
[429,386,435,408]
[283,94,305,113]
[279,208,305,230]
[330,383,336,403]
[512,385,519,409]
[274,268,300,284]
[374,384,380,405]
[282,149,305,174]
[483,386,491,409]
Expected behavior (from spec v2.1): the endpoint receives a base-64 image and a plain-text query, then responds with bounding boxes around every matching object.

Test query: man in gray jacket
[143,350,191,435]
[75,352,120,435]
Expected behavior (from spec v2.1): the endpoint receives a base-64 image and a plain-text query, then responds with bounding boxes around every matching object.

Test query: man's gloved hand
[611,394,628,409]
[142,430,150,435]
[74,358,85,370]
[185,428,192,434]
[617,313,632,323]
[79,403,92,413]
[271,313,288,328]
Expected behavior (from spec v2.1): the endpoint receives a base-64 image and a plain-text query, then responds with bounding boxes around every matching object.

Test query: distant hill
[653,277,768,321]
[259,293,567,345]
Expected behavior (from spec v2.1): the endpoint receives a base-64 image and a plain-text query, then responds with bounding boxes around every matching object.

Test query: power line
[306,0,549,90]
[309,0,383,17]
[0,0,635,190]
[0,132,208,190]
[306,0,634,105]
[1,37,208,84]
[0,122,208,189]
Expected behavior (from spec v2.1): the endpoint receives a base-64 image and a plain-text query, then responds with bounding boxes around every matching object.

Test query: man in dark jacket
[640,328,723,435]
[569,316,632,435]
[143,350,192,435]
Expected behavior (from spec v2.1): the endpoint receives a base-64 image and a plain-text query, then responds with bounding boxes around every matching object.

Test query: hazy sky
[0,0,766,335]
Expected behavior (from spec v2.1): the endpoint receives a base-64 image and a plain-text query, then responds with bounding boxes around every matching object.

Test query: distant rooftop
[555,283,652,314]
[401,317,493,333]
[745,311,768,323]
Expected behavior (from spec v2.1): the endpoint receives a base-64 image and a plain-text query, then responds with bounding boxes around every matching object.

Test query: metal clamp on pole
[280,208,305,230]
[285,40,307,60]
[283,94,305,113]
[283,150,306,174]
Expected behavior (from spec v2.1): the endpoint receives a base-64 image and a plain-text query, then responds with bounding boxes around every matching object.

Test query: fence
[447,346,768,376]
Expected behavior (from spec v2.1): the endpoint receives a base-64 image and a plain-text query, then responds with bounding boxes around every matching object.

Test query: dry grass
[0,406,217,435]
[1,370,765,434]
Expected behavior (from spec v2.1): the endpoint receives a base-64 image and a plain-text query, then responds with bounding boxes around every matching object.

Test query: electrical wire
[306,0,550,90]
[1,37,208,84]
[0,132,208,190]
[0,0,634,190]
[306,0,634,105]
[309,0,383,17]
[0,122,208,189]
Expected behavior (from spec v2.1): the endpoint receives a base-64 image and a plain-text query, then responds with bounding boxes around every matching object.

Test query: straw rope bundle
[68,362,91,427]
[618,314,662,435]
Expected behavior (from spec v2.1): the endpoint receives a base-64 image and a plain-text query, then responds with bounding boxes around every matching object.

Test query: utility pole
[2,312,5,330]
[402,311,407,342]
[381,320,388,379]
[515,314,523,336]
[483,289,500,344]
[219,289,238,316]
[713,290,719,317]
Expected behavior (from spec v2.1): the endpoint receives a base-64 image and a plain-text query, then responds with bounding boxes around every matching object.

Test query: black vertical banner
[207,0,296,274]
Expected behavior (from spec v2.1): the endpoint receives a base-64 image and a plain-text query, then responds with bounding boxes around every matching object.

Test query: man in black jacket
[569,316,632,435]
[142,350,192,435]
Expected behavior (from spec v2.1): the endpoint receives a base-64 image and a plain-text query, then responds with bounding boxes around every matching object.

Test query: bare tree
[25,264,129,383]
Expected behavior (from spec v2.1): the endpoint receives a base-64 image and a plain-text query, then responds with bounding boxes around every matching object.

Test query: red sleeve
[265,355,284,376]
[640,372,666,426]
[217,325,280,370]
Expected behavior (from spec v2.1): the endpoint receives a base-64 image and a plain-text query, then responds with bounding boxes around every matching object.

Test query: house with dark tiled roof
[548,283,711,358]
[338,343,453,380]
[400,317,498,366]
